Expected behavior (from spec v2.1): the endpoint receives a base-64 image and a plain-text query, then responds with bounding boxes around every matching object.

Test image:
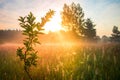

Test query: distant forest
[0,30,23,44]
[0,28,120,44]
[0,30,84,44]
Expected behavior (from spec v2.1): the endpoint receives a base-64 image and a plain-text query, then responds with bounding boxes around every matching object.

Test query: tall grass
[0,43,120,80]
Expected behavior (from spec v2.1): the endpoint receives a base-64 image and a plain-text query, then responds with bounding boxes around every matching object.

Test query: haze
[0,0,120,37]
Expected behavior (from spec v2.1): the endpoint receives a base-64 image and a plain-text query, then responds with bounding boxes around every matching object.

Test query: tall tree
[110,26,120,42]
[61,2,84,37]
[83,18,96,41]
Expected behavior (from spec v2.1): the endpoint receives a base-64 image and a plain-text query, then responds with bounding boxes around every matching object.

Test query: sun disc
[43,12,63,33]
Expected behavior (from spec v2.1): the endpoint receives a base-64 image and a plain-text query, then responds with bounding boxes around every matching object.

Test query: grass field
[0,42,120,80]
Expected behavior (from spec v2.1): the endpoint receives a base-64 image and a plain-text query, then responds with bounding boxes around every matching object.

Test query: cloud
[0,0,120,36]
[0,0,43,29]
[0,0,73,28]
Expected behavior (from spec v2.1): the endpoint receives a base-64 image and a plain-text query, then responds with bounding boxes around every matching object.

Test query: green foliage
[61,3,98,42]
[83,18,96,41]
[112,26,120,34]
[110,26,120,42]
[61,2,85,36]
[39,9,55,29]
[16,10,54,80]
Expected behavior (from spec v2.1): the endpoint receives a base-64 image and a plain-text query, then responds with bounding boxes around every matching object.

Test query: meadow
[0,42,120,80]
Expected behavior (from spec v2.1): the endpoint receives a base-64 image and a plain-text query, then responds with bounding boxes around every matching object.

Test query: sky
[0,0,120,37]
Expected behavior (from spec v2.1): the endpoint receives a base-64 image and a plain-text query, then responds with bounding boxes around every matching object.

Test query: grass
[0,43,120,80]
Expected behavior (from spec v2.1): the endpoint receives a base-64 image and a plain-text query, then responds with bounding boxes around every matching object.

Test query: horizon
[0,0,120,37]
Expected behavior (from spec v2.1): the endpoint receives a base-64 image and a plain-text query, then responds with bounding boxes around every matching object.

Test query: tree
[110,26,120,42]
[95,36,101,42]
[83,18,96,41]
[16,10,54,80]
[101,35,110,42]
[61,2,84,37]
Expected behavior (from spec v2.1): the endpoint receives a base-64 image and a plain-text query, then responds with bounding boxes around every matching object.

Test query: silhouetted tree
[101,35,110,42]
[95,36,101,42]
[110,26,120,42]
[83,18,96,41]
[61,2,84,37]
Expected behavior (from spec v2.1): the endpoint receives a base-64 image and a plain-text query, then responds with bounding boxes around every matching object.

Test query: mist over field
[0,30,120,80]
[0,0,120,80]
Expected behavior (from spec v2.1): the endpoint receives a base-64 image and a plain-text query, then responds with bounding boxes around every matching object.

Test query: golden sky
[0,0,120,37]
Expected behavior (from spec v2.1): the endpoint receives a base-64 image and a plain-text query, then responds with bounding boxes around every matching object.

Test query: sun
[43,12,63,33]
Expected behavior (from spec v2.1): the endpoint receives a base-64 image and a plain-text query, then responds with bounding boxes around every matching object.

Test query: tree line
[0,2,120,43]
[61,2,120,42]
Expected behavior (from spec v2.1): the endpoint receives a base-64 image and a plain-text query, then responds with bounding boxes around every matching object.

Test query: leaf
[17,48,24,60]
[18,16,25,23]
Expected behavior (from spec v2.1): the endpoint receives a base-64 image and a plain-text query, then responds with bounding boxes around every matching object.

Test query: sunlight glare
[43,12,63,33]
